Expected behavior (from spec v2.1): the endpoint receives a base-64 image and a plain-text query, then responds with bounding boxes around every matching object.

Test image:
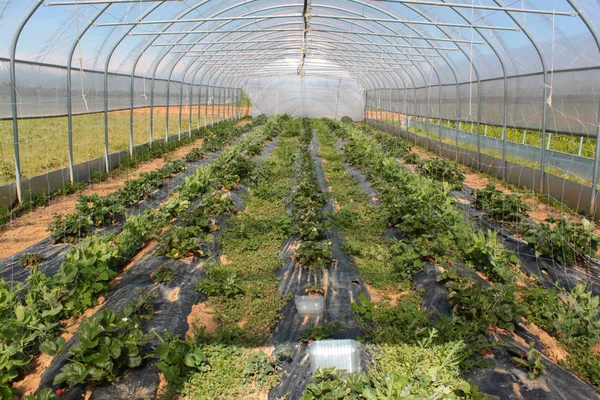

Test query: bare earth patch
[524,322,569,363]
[0,138,204,259]
[186,302,218,338]
[365,284,408,307]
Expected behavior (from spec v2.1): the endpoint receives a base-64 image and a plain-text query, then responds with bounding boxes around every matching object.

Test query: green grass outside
[0,106,239,185]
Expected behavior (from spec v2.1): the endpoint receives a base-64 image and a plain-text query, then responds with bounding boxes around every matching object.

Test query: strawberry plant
[201,191,236,216]
[150,266,177,284]
[418,158,465,189]
[53,235,119,316]
[157,226,205,259]
[521,216,600,265]
[510,342,545,379]
[154,332,210,388]
[196,270,242,298]
[53,309,150,386]
[295,241,333,269]
[304,283,325,296]
[473,184,531,223]
[299,321,345,343]
[459,229,518,283]
[19,252,44,268]
[439,270,525,333]
[185,147,205,162]
[388,240,426,281]
[242,350,276,384]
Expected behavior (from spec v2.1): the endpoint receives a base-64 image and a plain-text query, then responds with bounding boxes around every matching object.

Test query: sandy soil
[0,138,207,259]
[186,302,218,338]
[366,284,408,307]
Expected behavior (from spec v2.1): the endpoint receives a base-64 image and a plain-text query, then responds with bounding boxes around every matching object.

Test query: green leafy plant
[388,240,426,281]
[150,266,177,284]
[299,321,345,343]
[201,191,236,216]
[521,216,600,265]
[473,184,531,223]
[19,252,45,268]
[53,309,150,386]
[24,388,61,400]
[511,342,546,379]
[351,293,429,344]
[294,241,333,269]
[154,332,210,388]
[242,350,276,384]
[157,226,205,259]
[53,235,119,316]
[196,270,243,298]
[439,270,525,333]
[459,229,518,283]
[418,158,465,189]
[304,283,325,296]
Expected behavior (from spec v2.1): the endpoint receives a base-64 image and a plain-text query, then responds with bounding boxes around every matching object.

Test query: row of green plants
[473,184,600,266]
[294,119,495,399]
[178,117,301,397]
[291,119,333,269]
[0,121,271,399]
[364,124,600,391]
[33,121,279,398]
[47,116,267,244]
[382,121,600,268]
[0,116,257,228]
[332,119,529,394]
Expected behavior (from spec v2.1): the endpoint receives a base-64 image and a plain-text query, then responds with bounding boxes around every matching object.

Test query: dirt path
[0,138,204,259]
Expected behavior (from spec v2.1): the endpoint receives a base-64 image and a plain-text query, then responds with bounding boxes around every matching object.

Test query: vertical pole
[522,129,527,144]
[540,78,548,194]
[198,82,202,129]
[178,80,184,141]
[9,1,43,202]
[206,84,210,127]
[578,136,584,156]
[103,71,111,173]
[129,73,135,156]
[455,83,460,161]
[484,125,488,136]
[66,67,75,183]
[547,133,551,150]
[189,83,193,137]
[211,85,215,126]
[150,77,155,144]
[502,74,508,182]
[166,80,171,142]
[363,90,368,125]
[590,123,600,214]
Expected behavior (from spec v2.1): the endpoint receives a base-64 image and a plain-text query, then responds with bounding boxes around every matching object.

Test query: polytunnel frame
[5,0,600,213]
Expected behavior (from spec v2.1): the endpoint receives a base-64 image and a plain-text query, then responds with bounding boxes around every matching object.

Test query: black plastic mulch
[33,136,280,400]
[269,134,370,400]
[0,132,253,285]
[337,132,599,399]
[453,187,600,298]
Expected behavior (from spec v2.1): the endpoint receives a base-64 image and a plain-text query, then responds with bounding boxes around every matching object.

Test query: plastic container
[294,295,325,317]
[308,339,360,373]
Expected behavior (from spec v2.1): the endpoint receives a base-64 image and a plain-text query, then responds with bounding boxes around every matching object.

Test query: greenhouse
[1,0,600,399]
